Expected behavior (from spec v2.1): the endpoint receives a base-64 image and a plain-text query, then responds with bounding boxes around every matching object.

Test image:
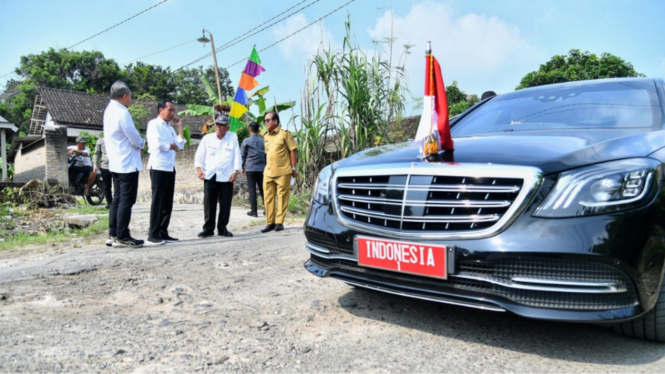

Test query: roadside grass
[0,216,109,251]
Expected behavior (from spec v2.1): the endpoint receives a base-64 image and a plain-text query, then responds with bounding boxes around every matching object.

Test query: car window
[452,80,662,135]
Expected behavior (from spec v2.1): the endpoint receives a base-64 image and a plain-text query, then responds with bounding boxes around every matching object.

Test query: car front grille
[332,164,541,239]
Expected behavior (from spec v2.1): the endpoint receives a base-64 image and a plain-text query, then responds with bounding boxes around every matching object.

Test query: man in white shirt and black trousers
[103,81,146,248]
[145,99,185,246]
[194,115,242,238]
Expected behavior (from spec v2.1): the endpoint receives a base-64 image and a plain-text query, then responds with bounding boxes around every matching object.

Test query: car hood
[337,129,665,174]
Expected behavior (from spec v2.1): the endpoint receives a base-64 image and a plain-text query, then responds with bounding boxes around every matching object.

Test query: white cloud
[272,14,335,60]
[368,1,544,95]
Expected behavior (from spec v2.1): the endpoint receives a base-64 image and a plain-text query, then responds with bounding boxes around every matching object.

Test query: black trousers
[149,169,176,240]
[203,179,233,234]
[245,171,264,214]
[101,168,113,205]
[109,171,139,239]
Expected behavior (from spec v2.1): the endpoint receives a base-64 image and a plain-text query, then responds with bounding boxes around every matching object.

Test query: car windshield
[451,80,663,135]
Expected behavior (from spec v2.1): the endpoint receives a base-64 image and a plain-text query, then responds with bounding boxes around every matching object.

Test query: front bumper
[303,196,665,323]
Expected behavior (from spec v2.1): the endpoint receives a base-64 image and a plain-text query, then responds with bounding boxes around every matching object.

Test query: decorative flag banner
[229,47,265,132]
[415,42,453,155]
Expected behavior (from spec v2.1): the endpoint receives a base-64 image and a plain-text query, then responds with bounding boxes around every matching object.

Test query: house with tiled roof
[12,87,212,187]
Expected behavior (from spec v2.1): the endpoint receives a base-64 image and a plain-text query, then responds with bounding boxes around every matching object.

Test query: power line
[223,0,357,70]
[122,39,197,65]
[176,0,321,71]
[0,71,16,79]
[68,0,169,49]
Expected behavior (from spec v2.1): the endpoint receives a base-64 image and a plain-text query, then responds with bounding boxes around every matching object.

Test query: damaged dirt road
[1,204,665,373]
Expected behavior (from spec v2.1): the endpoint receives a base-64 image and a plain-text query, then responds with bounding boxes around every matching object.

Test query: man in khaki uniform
[260,111,297,233]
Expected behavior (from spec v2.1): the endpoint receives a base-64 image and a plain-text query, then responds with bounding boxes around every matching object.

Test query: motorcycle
[68,155,105,205]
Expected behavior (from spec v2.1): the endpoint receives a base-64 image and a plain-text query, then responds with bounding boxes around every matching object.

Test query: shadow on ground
[338,287,665,366]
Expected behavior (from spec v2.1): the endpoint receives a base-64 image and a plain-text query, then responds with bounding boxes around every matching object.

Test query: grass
[0,216,109,251]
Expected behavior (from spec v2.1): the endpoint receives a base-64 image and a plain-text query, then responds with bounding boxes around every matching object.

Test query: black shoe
[275,224,284,232]
[113,236,144,248]
[247,211,258,217]
[218,230,233,237]
[162,234,179,243]
[198,231,214,238]
[261,224,276,233]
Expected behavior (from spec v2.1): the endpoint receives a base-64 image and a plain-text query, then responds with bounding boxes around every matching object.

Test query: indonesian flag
[415,48,454,152]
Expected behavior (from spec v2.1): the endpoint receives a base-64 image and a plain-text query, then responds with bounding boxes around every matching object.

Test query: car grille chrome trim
[338,194,512,208]
[332,162,543,239]
[339,279,506,312]
[307,243,355,261]
[454,273,627,294]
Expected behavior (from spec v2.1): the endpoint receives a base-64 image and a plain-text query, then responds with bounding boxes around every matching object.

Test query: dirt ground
[1,204,665,373]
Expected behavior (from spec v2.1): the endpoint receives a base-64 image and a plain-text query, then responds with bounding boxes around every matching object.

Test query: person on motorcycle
[67,136,95,195]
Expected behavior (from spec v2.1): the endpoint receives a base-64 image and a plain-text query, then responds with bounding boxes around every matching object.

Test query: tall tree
[5,48,123,129]
[172,66,234,105]
[124,62,175,100]
[517,49,644,89]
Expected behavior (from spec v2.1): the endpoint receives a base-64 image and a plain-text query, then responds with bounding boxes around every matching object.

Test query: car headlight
[313,164,334,205]
[534,158,661,218]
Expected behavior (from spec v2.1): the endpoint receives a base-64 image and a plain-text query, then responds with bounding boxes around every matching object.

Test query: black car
[304,78,665,342]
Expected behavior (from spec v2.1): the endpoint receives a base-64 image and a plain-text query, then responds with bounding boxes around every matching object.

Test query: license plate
[354,236,449,279]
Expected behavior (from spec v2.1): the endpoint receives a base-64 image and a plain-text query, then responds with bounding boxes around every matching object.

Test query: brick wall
[136,144,249,204]
[45,127,69,188]
[13,145,46,183]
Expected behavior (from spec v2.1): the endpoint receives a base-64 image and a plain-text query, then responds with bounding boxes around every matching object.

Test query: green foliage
[236,125,250,146]
[183,125,191,147]
[445,81,480,117]
[1,48,233,130]
[295,15,410,191]
[517,49,645,89]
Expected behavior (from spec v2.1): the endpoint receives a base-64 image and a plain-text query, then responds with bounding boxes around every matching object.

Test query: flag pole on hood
[415,41,454,157]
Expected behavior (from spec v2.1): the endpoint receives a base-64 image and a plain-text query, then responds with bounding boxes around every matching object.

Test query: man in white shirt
[194,115,242,238]
[145,99,185,246]
[103,81,145,248]
[67,136,95,195]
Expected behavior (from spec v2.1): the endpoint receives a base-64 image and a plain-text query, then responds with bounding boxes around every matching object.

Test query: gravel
[1,204,664,372]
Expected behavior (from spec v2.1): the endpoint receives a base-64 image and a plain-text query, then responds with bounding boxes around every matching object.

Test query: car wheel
[612,277,665,342]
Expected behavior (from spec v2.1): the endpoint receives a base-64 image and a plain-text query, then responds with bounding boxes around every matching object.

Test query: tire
[612,276,665,342]
[85,181,104,206]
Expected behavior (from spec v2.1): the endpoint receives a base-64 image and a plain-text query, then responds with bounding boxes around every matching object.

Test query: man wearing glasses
[260,111,297,233]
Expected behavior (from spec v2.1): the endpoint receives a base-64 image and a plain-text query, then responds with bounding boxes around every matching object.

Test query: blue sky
[1,0,664,119]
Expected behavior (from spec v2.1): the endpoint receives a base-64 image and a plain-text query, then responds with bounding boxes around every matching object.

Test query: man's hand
[197,168,204,181]
[229,171,238,183]
[241,169,246,176]
[291,169,298,178]
[93,168,99,174]
[173,116,183,128]
[170,143,179,151]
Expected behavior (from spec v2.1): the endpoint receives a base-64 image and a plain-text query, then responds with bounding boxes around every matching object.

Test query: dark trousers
[149,169,176,240]
[109,171,139,240]
[246,171,264,214]
[101,168,113,205]
[203,179,233,234]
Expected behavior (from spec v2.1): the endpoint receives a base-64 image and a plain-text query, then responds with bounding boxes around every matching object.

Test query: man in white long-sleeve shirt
[103,81,145,248]
[194,115,242,238]
[145,99,185,246]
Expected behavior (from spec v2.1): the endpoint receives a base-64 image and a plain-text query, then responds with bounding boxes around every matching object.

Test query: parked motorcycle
[68,155,105,205]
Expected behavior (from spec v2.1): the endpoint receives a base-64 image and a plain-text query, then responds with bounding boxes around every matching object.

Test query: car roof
[502,77,658,97]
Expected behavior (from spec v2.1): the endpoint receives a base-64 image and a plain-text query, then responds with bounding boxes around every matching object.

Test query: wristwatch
[291,166,296,171]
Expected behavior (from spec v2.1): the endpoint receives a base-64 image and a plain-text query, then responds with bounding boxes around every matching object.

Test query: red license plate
[355,236,448,279]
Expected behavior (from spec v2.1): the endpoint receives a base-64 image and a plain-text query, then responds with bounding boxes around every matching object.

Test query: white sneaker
[105,236,116,247]
[144,239,165,246]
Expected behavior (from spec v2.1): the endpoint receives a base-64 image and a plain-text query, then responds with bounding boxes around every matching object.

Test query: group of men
[101,80,298,248]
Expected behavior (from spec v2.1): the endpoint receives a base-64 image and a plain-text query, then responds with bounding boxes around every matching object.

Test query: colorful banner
[229,47,265,132]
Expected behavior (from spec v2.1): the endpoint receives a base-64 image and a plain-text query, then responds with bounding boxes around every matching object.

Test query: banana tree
[244,85,296,124]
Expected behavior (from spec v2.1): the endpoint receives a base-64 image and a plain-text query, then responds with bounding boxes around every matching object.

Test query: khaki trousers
[263,174,291,224]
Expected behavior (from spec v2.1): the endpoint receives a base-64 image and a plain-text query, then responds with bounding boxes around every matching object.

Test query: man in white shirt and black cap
[103,81,145,248]
[145,99,185,246]
[194,115,242,238]
[67,136,95,195]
